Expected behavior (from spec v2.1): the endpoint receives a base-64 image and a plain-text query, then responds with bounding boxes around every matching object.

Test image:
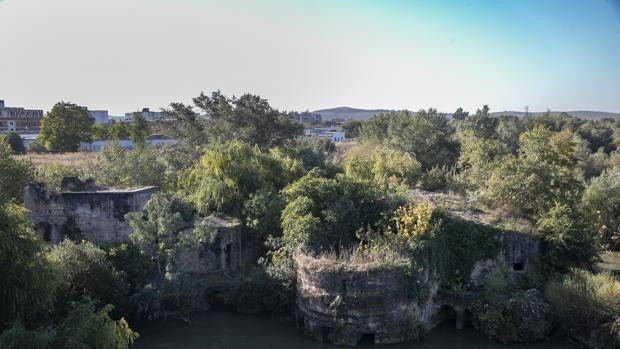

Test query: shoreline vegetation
[1,93,619,348]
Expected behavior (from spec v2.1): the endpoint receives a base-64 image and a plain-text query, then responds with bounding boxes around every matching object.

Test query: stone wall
[294,254,439,345]
[295,231,541,345]
[24,181,159,244]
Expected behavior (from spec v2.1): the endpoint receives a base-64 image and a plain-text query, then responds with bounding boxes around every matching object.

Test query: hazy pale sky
[1,0,619,115]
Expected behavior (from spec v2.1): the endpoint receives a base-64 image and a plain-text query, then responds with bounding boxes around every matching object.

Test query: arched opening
[357,333,375,345]
[438,304,457,326]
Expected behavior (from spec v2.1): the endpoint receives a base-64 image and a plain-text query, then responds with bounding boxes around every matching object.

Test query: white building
[304,128,346,142]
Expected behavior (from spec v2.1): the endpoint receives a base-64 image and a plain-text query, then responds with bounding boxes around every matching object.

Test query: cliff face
[294,255,439,345]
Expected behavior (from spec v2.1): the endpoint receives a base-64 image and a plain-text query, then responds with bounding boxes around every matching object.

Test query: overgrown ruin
[294,230,540,345]
[24,177,159,244]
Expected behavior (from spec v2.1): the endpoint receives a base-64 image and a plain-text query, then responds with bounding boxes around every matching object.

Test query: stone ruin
[24,177,159,244]
[294,231,540,345]
[295,254,439,345]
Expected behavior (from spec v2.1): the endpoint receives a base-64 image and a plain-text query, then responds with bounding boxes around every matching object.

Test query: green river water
[132,309,577,349]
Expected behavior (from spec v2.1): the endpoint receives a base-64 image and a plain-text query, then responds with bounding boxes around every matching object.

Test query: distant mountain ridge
[491,110,620,120]
[311,107,620,121]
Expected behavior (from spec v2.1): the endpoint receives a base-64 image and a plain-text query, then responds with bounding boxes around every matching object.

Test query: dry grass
[296,244,409,272]
[14,152,98,169]
[409,189,535,234]
[598,251,620,273]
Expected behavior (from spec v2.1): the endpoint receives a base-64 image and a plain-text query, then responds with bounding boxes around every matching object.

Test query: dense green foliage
[39,102,94,152]
[181,141,303,215]
[1,93,618,347]
[0,203,56,328]
[0,138,33,203]
[3,132,25,154]
[546,269,620,348]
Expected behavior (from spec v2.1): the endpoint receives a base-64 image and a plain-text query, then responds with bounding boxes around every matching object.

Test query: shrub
[545,269,620,348]
[49,240,129,313]
[35,162,85,190]
[536,203,599,276]
[0,138,33,203]
[181,141,303,215]
[582,168,620,250]
[3,132,25,154]
[0,203,57,328]
[472,289,553,343]
[345,146,421,188]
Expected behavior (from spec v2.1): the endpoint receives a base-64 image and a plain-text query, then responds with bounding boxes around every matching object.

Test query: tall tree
[130,113,149,145]
[0,138,33,203]
[3,133,25,154]
[38,102,94,152]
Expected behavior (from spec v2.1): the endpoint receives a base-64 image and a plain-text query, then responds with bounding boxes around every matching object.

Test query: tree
[48,240,129,313]
[0,202,57,328]
[341,119,363,138]
[126,193,194,284]
[192,90,303,149]
[38,102,94,152]
[536,203,598,276]
[280,171,395,252]
[180,141,303,215]
[486,127,584,216]
[0,138,33,203]
[359,109,458,170]
[345,146,422,188]
[130,113,149,145]
[3,132,25,154]
[582,168,620,250]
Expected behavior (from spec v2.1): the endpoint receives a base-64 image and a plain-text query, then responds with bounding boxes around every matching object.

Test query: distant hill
[311,107,620,121]
[491,110,620,120]
[312,107,391,121]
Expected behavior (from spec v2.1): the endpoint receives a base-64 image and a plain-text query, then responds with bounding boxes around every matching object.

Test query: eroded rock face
[23,180,159,244]
[294,255,440,346]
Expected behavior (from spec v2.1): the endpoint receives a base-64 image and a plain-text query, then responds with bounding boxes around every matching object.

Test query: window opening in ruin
[513,262,524,271]
[358,333,375,345]
[224,243,232,268]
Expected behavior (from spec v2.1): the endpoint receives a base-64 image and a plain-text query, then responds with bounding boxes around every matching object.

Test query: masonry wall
[24,182,159,244]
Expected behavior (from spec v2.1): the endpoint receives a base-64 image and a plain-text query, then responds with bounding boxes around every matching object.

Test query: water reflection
[133,309,575,349]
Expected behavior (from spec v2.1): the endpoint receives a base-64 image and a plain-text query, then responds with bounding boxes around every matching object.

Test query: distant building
[0,99,44,133]
[125,108,168,122]
[88,110,110,124]
[295,111,322,124]
[304,127,346,142]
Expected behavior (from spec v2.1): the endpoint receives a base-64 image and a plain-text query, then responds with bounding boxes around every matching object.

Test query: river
[132,309,577,349]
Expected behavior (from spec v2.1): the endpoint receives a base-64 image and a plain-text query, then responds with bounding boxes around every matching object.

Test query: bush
[90,142,166,188]
[582,168,620,250]
[418,165,450,191]
[35,162,85,190]
[181,141,303,215]
[3,132,25,154]
[345,146,421,188]
[49,240,129,313]
[545,269,620,348]
[0,138,33,203]
[0,299,139,349]
[536,203,599,276]
[472,289,553,343]
[0,203,57,328]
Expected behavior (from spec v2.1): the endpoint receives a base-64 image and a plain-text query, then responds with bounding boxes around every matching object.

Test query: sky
[0,0,619,115]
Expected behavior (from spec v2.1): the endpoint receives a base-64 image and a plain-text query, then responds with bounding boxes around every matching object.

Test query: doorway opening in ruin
[358,333,375,345]
[513,261,524,271]
[224,243,232,269]
[438,305,457,326]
